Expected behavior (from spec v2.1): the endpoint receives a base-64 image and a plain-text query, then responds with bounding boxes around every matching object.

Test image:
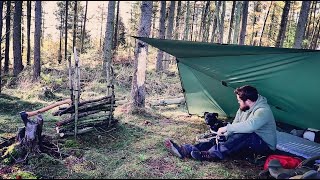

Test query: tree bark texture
[239,1,249,45]
[131,1,153,108]
[293,1,311,49]
[33,1,42,80]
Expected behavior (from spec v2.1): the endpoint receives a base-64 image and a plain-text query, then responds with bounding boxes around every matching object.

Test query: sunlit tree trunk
[131,1,153,109]
[103,1,116,87]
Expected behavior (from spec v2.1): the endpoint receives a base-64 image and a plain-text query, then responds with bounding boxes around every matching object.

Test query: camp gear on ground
[263,155,302,170]
[276,131,320,159]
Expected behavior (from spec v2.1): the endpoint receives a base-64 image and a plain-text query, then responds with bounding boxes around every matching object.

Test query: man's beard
[240,105,250,112]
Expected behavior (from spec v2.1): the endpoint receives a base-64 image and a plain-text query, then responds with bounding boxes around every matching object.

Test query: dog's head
[204,112,226,132]
[204,112,219,126]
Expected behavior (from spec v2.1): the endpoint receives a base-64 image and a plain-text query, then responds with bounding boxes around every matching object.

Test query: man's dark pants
[181,133,272,159]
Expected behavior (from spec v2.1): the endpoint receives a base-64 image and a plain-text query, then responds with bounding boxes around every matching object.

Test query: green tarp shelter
[135,37,320,130]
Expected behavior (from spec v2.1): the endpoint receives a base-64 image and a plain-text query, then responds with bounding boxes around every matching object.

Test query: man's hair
[234,85,258,102]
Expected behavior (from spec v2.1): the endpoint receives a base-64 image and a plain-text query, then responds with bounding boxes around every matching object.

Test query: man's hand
[217,126,227,136]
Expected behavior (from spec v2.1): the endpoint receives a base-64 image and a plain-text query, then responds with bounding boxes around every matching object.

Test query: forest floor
[0,51,271,179]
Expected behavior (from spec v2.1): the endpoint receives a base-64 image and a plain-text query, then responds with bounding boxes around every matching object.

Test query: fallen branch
[149,97,185,106]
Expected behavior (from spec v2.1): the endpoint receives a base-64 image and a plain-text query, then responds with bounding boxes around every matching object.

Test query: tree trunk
[103,1,115,88]
[174,1,182,40]
[250,2,257,45]
[72,1,78,52]
[4,1,11,74]
[64,1,68,61]
[58,14,63,64]
[227,1,236,44]
[183,1,190,40]
[201,1,210,42]
[239,1,249,45]
[156,1,166,72]
[163,1,175,69]
[99,3,105,51]
[219,1,226,43]
[113,1,120,50]
[233,1,242,44]
[305,1,315,40]
[27,1,31,66]
[259,1,273,46]
[33,1,42,81]
[0,1,3,93]
[81,1,88,53]
[130,1,153,109]
[151,1,158,38]
[275,1,290,48]
[190,1,196,41]
[293,1,311,49]
[13,1,23,76]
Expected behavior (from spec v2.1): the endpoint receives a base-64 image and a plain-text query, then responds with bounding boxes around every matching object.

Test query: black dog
[204,112,228,132]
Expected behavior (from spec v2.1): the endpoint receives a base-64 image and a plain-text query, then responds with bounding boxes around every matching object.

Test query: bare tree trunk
[156,1,166,72]
[103,1,115,88]
[81,1,88,53]
[190,1,196,41]
[151,1,158,38]
[72,1,77,51]
[4,1,11,74]
[239,1,249,45]
[13,1,23,76]
[310,16,320,49]
[113,1,120,50]
[219,1,226,43]
[58,14,63,64]
[259,1,273,46]
[64,1,68,61]
[305,1,316,40]
[227,1,236,44]
[201,1,210,42]
[293,1,311,49]
[130,1,153,109]
[163,1,175,69]
[250,2,257,45]
[27,1,31,66]
[275,1,290,48]
[175,1,182,40]
[0,1,3,93]
[33,1,42,81]
[183,1,190,40]
[233,1,242,44]
[99,3,104,51]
